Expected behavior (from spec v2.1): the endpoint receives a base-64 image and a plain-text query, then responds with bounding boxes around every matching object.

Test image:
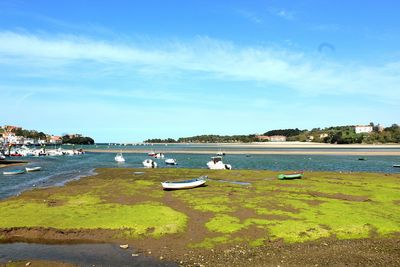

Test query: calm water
[1,146,399,200]
[0,243,177,267]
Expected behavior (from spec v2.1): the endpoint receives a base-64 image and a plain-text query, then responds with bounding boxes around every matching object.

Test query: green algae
[0,168,399,248]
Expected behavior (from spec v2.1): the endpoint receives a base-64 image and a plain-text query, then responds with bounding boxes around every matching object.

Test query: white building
[355,125,373,134]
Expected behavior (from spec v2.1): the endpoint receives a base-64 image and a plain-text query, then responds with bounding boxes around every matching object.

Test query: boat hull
[278,173,303,180]
[25,167,41,172]
[3,170,25,175]
[161,177,207,190]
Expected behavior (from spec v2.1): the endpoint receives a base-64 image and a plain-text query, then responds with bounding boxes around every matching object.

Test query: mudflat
[0,168,399,266]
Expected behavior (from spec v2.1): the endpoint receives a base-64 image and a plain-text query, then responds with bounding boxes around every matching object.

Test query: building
[3,125,22,132]
[269,135,287,142]
[355,125,373,134]
[256,135,287,142]
[49,135,63,144]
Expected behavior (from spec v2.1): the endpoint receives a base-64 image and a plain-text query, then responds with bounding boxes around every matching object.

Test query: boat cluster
[2,146,84,157]
[3,166,42,175]
[114,152,177,168]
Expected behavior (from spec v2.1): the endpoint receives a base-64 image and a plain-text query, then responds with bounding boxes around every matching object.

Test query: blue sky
[0,0,399,142]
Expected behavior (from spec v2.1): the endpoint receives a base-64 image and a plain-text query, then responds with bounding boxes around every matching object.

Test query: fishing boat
[165,158,177,165]
[277,172,303,180]
[206,156,232,170]
[3,169,25,175]
[154,153,165,159]
[114,153,125,162]
[25,166,42,172]
[393,165,400,168]
[161,176,207,190]
[143,159,157,168]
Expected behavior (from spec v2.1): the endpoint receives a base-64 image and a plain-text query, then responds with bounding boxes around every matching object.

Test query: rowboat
[393,165,400,168]
[165,158,177,165]
[3,169,25,175]
[277,172,303,180]
[25,167,42,172]
[161,176,207,190]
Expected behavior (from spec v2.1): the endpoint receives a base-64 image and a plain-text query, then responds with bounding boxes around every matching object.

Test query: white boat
[161,176,207,190]
[114,153,125,162]
[25,166,42,172]
[165,158,177,165]
[3,169,25,175]
[154,153,165,159]
[143,159,157,168]
[216,150,226,156]
[206,156,232,170]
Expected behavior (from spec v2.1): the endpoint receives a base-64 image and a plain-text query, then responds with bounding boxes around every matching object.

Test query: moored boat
[393,165,400,168]
[25,166,42,172]
[114,153,125,162]
[143,159,157,168]
[3,169,25,175]
[277,172,303,180]
[161,176,207,190]
[165,158,177,165]
[206,156,232,170]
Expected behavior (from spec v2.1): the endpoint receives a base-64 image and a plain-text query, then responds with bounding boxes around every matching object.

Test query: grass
[0,168,399,247]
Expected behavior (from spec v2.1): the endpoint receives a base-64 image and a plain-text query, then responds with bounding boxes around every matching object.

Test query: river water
[0,144,399,200]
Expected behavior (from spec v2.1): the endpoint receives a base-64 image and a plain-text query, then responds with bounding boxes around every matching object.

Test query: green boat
[278,172,303,180]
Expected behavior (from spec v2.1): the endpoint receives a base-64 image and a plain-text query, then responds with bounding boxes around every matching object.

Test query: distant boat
[143,159,157,168]
[25,166,42,172]
[165,158,177,165]
[206,156,232,170]
[114,153,125,163]
[3,169,25,175]
[358,157,366,161]
[278,172,303,180]
[216,150,226,156]
[148,151,156,156]
[161,176,207,190]
[393,165,400,168]
[154,153,165,159]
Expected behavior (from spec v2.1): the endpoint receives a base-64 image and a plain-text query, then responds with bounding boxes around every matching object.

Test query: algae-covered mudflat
[0,168,399,266]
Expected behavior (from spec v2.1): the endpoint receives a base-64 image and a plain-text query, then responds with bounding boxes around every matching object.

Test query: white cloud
[0,31,399,103]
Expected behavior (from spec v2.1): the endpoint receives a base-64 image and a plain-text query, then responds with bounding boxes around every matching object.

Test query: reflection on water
[0,243,177,267]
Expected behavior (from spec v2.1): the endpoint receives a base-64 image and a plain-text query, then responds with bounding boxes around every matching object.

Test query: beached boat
[25,166,42,172]
[206,156,232,170]
[165,158,177,165]
[3,169,25,175]
[161,176,207,190]
[114,153,125,162]
[277,172,303,180]
[143,159,157,168]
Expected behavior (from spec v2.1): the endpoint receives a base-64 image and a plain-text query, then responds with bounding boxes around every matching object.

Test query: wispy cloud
[268,7,295,20]
[235,9,263,24]
[0,31,399,104]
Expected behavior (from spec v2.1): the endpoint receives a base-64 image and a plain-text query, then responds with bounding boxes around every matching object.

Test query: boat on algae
[162,176,207,190]
[277,172,303,180]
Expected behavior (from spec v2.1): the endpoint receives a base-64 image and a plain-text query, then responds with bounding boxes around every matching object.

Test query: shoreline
[85,148,400,156]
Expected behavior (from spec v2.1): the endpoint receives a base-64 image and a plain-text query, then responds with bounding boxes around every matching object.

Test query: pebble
[148,251,152,254]
[119,244,129,249]
[25,262,31,266]
[160,256,164,260]
[132,253,139,257]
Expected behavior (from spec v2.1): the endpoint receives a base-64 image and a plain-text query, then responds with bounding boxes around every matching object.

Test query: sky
[0,0,399,142]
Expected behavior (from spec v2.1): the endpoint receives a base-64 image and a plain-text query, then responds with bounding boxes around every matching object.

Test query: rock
[119,244,129,249]
[26,262,31,266]
[160,256,164,260]
[132,253,139,257]
[148,251,152,254]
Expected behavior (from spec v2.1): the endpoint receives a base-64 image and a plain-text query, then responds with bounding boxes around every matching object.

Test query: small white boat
[3,169,25,175]
[114,153,125,162]
[165,158,177,165]
[25,166,42,172]
[161,176,207,190]
[206,156,232,170]
[154,153,165,159]
[143,159,157,168]
[216,150,226,156]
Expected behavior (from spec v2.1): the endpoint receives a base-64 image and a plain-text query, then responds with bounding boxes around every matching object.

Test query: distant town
[0,125,94,146]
